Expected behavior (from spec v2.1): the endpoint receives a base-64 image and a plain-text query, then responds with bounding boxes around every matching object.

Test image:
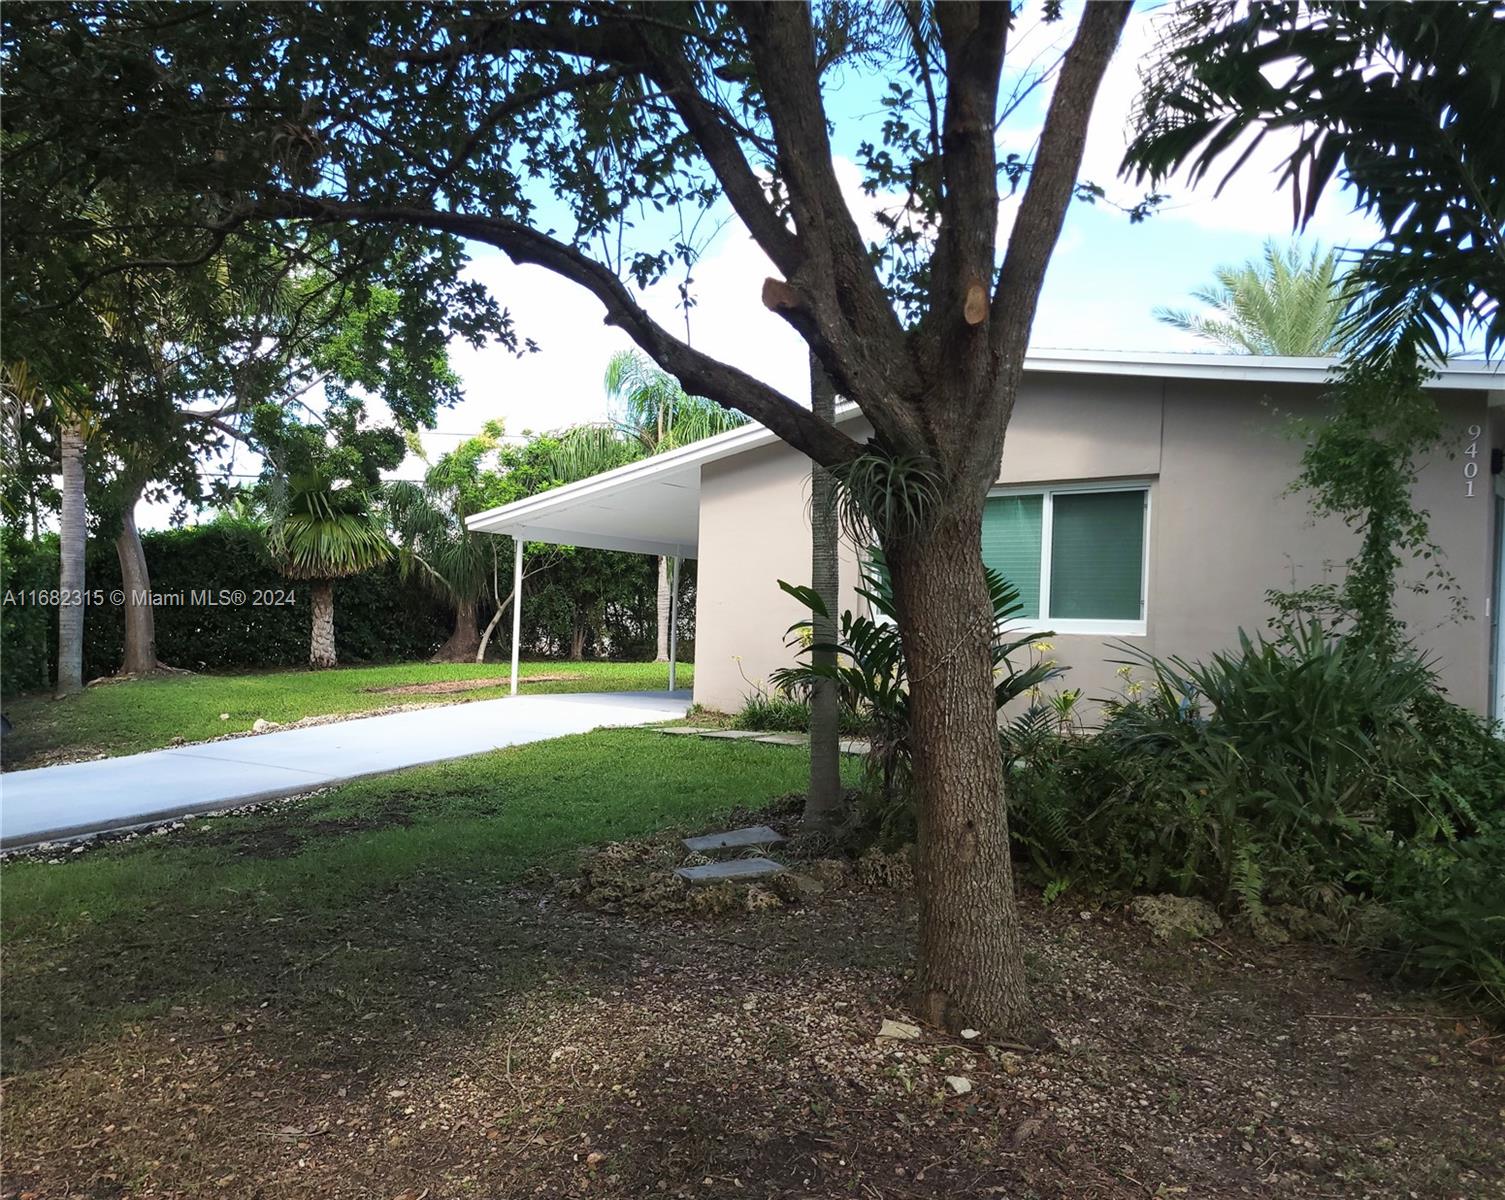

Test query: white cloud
[1087,9,1382,247]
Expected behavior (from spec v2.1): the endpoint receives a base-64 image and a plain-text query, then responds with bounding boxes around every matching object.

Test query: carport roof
[464,413,803,557]
[464,349,1504,556]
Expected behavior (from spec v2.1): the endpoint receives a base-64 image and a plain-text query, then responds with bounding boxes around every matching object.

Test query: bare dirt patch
[361,673,583,696]
[4,863,1500,1199]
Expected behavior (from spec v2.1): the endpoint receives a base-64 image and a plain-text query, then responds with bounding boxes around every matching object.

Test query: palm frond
[1158,239,1347,356]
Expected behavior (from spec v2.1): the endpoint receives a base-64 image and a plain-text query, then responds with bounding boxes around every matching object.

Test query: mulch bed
[3,868,1500,1198]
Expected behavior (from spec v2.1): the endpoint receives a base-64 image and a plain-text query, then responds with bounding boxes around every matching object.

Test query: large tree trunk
[432,595,481,662]
[569,616,587,661]
[889,503,1042,1043]
[55,422,86,697]
[309,579,337,669]
[654,555,671,661]
[805,355,843,832]
[116,476,163,676]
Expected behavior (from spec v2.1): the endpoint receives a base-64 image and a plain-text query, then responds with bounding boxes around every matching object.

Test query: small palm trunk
[309,580,337,669]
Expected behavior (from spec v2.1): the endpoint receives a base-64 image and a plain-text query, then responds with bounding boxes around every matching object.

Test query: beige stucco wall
[691,373,1499,718]
[694,441,869,710]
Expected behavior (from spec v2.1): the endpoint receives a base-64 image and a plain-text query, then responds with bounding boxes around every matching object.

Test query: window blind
[981,493,1043,619]
[1048,490,1145,620]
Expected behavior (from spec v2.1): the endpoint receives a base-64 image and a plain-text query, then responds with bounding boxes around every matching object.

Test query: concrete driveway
[0,690,690,849]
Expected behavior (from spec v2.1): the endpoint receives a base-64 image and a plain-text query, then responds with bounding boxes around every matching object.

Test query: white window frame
[986,479,1152,638]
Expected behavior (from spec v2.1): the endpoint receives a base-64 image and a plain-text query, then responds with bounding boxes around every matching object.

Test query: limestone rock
[742,885,785,913]
[806,858,852,889]
[688,883,741,917]
[855,845,914,890]
[1129,894,1223,944]
[771,871,825,904]
[877,1019,922,1041]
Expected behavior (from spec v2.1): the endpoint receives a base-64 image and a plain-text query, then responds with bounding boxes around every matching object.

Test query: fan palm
[551,350,747,661]
[1156,241,1348,357]
[263,473,392,668]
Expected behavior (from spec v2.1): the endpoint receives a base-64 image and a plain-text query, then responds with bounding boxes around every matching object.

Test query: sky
[149,3,1385,526]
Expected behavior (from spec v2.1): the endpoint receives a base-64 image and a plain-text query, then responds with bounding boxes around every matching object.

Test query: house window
[981,484,1149,635]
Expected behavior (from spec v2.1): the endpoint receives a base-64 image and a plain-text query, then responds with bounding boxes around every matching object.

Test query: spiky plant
[1156,240,1348,357]
[386,468,492,662]
[774,554,1061,841]
[263,472,391,668]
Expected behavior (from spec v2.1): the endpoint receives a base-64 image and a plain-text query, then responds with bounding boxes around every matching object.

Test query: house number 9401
[1464,423,1482,496]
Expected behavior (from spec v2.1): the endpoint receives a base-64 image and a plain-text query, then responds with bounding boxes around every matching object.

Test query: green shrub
[1,523,679,697]
[1380,827,1505,1015]
[1004,622,1505,1016]
[1,529,57,694]
[79,523,453,678]
[731,690,870,735]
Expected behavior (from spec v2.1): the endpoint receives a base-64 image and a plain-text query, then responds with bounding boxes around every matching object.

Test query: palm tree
[55,420,87,694]
[806,354,843,830]
[387,446,494,664]
[1156,241,1348,356]
[552,351,747,661]
[263,473,392,668]
[3,362,92,694]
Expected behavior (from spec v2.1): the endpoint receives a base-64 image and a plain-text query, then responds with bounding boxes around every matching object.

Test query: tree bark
[477,594,509,662]
[889,503,1042,1043]
[432,595,481,662]
[116,475,163,676]
[309,579,337,669]
[55,422,86,697]
[569,617,586,661]
[805,354,843,832]
[654,555,671,662]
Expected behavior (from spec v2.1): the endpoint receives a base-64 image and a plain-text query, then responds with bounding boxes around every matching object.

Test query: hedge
[1,524,689,697]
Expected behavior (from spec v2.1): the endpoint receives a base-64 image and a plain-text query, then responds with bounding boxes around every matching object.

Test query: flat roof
[466,348,1503,555]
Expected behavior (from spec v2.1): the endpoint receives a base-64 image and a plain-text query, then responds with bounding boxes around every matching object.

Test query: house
[468,350,1505,722]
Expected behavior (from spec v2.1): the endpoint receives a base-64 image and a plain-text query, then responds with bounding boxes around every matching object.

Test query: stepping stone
[751,733,808,746]
[840,738,872,756]
[682,825,787,853]
[657,727,720,735]
[697,730,772,740]
[675,857,784,884]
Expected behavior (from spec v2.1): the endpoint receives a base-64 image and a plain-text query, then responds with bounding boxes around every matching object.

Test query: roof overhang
[465,416,797,555]
[466,349,1503,554]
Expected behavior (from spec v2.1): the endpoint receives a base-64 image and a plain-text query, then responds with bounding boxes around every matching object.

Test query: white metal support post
[667,555,681,693]
[509,536,524,696]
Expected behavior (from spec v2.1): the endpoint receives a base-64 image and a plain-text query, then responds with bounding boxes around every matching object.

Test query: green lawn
[0,728,832,1073]
[0,659,691,768]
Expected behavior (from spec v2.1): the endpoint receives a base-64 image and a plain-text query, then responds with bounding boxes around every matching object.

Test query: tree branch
[411,12,804,278]
[233,193,863,467]
[990,2,1130,364]
[931,2,1011,303]
[735,3,924,443]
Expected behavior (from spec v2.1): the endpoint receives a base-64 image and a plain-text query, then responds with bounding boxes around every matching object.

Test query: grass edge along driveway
[0,659,691,769]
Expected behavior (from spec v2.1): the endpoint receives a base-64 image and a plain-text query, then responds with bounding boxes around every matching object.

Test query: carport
[464,420,780,694]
